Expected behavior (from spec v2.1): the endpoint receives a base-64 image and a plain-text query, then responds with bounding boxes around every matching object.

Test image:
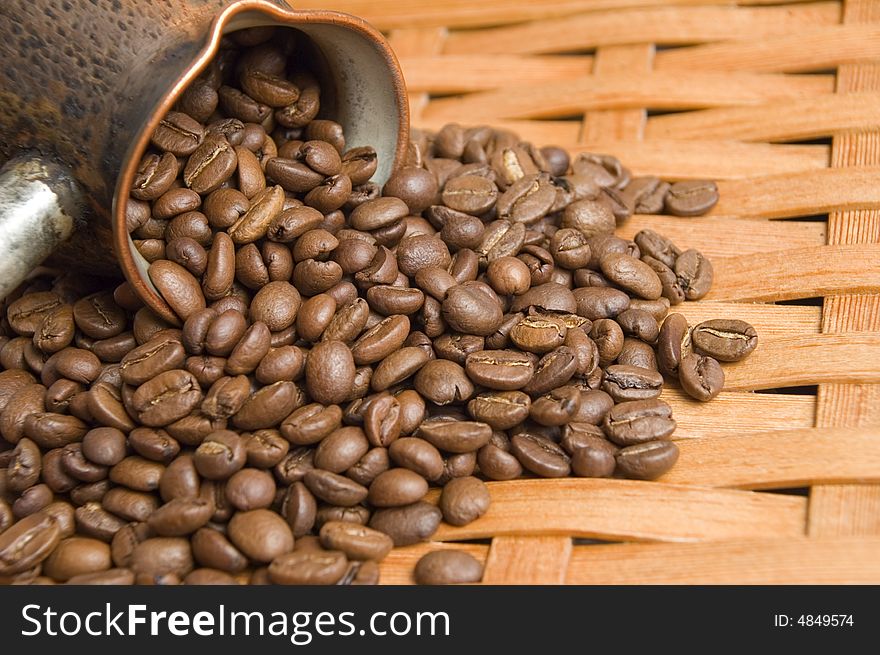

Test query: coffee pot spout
[0,156,84,298]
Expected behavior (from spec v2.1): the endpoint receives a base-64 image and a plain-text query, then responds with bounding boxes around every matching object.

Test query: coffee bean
[664,180,718,216]
[601,365,663,402]
[228,508,294,563]
[269,549,348,585]
[521,346,577,396]
[367,468,428,507]
[603,399,676,446]
[679,353,725,402]
[414,550,483,585]
[368,501,442,547]
[414,359,474,405]
[318,521,392,561]
[510,433,571,478]
[616,441,679,480]
[600,253,662,300]
[442,282,504,336]
[657,313,691,377]
[674,249,714,301]
[691,319,758,362]
[467,390,531,430]
[439,476,489,526]
[0,511,60,575]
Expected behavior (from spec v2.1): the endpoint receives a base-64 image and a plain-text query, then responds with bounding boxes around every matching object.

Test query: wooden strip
[721,333,880,390]
[387,28,447,122]
[400,55,592,94]
[379,542,489,585]
[570,140,828,179]
[708,245,880,302]
[645,93,880,142]
[429,479,807,543]
[806,484,880,536]
[662,388,816,440]
[655,23,880,73]
[481,536,572,584]
[420,72,834,122]
[617,215,826,257]
[672,303,821,338]
[581,45,652,142]
[443,3,840,55]
[304,0,813,31]
[566,537,880,584]
[810,38,880,537]
[664,426,880,489]
[711,168,880,220]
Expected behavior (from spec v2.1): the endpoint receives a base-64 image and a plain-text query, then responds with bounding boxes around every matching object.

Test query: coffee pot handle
[0,156,83,298]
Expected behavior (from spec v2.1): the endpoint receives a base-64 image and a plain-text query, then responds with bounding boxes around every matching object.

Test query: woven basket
[306,0,880,583]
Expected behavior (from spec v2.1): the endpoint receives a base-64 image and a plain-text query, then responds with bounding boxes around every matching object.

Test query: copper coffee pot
[0,0,408,322]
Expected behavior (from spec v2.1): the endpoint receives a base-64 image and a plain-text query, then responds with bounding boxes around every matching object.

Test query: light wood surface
[298,0,880,584]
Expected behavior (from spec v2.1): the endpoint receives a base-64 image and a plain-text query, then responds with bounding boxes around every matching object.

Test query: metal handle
[0,156,82,298]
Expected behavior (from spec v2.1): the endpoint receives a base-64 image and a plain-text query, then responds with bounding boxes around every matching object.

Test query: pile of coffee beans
[0,27,758,586]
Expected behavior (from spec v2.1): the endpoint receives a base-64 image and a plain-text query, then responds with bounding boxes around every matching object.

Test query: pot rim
[113,0,410,325]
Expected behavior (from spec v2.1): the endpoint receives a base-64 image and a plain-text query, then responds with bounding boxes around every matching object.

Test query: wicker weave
[306,0,880,583]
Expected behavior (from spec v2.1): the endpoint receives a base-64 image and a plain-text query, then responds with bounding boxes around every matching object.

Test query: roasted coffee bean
[228,508,294,563]
[305,340,356,405]
[31,537,113,582]
[368,501,441,547]
[521,346,577,396]
[510,314,567,354]
[634,229,680,268]
[561,423,616,457]
[616,441,679,480]
[130,536,194,578]
[388,438,444,481]
[530,386,581,427]
[314,427,369,473]
[439,476,489,526]
[664,180,718,216]
[601,365,663,402]
[225,468,275,512]
[442,282,504,336]
[603,399,676,446]
[467,390,531,430]
[600,253,662,300]
[616,309,660,344]
[193,430,247,480]
[679,354,725,402]
[269,549,348,585]
[414,359,474,405]
[464,350,534,391]
[571,445,616,478]
[617,338,658,371]
[510,433,570,478]
[282,481,317,538]
[675,249,714,301]
[367,468,428,507]
[691,319,758,362]
[657,313,692,377]
[243,430,289,469]
[319,521,392,561]
[346,446,390,487]
[414,550,483,585]
[151,111,204,156]
[304,469,368,506]
[573,287,629,321]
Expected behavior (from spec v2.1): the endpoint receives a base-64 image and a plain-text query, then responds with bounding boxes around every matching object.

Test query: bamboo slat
[664,426,880,488]
[306,0,815,31]
[566,537,880,584]
[481,537,573,584]
[442,3,840,55]
[428,479,807,542]
[645,93,880,142]
[707,244,880,302]
[421,72,834,122]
